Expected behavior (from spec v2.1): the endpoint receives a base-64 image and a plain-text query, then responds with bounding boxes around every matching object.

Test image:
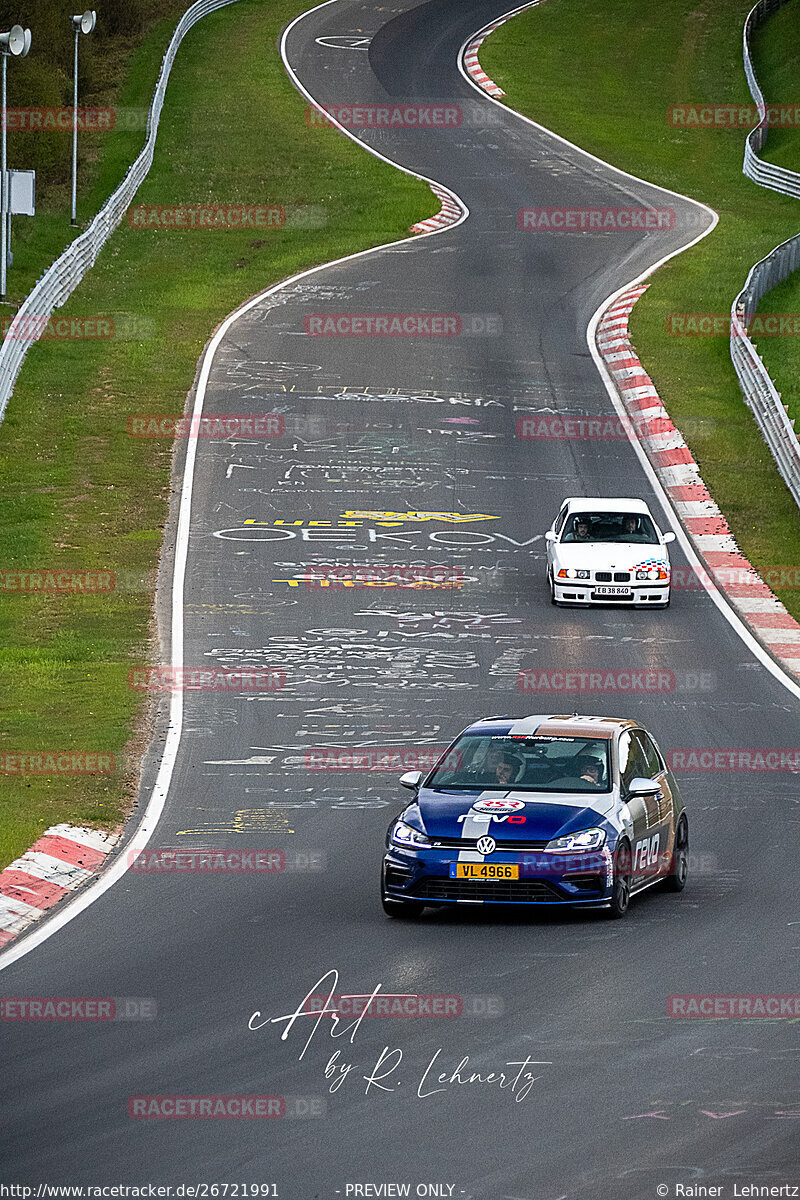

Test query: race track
[2,2,800,1195]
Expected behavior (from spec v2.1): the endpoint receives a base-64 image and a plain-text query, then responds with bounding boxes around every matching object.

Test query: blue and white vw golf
[381,714,688,919]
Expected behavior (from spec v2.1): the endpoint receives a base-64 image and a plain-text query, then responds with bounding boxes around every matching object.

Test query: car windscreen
[427,735,612,793]
[561,511,659,544]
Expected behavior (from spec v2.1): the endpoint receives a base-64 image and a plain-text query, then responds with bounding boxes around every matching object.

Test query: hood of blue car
[410,787,613,842]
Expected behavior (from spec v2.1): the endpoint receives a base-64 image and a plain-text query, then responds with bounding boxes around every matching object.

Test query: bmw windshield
[561,512,659,544]
[428,735,612,793]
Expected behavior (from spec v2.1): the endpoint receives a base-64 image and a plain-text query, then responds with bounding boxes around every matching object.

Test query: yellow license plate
[450,863,519,880]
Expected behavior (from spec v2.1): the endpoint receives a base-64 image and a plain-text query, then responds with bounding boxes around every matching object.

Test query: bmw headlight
[635,566,669,581]
[391,819,432,849]
[544,827,606,853]
[558,569,590,580]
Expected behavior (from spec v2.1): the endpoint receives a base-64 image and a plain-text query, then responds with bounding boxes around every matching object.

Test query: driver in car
[574,756,602,786]
[621,514,647,542]
[545,754,603,790]
[492,754,519,787]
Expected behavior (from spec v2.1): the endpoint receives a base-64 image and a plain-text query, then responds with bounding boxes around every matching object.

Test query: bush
[0,0,182,188]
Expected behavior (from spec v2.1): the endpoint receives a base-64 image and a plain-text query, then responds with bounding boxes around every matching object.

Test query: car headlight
[557,569,590,580]
[544,827,606,853]
[635,566,669,581]
[391,819,432,849]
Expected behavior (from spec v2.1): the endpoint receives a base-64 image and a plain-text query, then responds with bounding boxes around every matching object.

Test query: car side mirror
[400,770,423,791]
[545,530,557,542]
[662,532,676,544]
[627,776,661,797]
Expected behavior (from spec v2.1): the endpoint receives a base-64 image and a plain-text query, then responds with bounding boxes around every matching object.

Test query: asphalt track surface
[3,1,800,1196]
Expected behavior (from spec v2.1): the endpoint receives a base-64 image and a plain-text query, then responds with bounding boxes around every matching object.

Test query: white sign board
[8,170,35,215]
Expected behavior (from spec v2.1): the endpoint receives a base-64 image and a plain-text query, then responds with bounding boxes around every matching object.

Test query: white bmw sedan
[545,497,676,608]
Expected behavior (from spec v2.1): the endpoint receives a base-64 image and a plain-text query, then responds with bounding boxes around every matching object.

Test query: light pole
[0,24,31,301]
[70,10,96,227]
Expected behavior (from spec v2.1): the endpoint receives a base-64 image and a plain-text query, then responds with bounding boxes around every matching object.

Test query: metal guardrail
[0,0,240,426]
[730,0,800,508]
[731,233,800,508]
[742,0,800,197]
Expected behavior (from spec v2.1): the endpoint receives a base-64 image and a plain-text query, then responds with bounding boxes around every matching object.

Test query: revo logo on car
[457,813,526,824]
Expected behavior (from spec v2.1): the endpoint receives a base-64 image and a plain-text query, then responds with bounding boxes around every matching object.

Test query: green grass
[2,5,188,311]
[746,0,800,448]
[751,0,800,172]
[0,0,436,869]
[482,0,800,616]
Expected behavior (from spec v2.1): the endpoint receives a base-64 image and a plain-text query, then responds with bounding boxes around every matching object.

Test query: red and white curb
[462,1,546,99]
[597,284,800,677]
[410,183,465,234]
[0,824,120,948]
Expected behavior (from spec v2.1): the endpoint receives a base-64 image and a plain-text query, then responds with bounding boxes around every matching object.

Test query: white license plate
[594,586,631,596]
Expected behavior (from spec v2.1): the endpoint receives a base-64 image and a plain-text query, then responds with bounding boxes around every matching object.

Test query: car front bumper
[553,579,670,606]
[382,846,615,907]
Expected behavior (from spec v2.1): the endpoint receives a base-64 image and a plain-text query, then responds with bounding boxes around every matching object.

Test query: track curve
[2,2,799,1196]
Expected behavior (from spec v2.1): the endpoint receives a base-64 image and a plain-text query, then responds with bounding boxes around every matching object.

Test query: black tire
[605,840,632,919]
[663,816,688,892]
[548,570,559,606]
[382,894,425,918]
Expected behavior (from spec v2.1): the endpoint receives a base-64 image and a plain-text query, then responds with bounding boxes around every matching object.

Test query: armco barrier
[742,0,800,198]
[0,0,241,427]
[731,235,800,508]
[731,0,800,509]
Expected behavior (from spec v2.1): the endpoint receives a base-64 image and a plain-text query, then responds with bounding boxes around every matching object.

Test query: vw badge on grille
[477,835,496,855]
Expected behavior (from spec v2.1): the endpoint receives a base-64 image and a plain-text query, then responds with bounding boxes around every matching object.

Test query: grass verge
[482,0,800,615]
[0,0,437,869]
[746,0,800,458]
[2,2,189,310]
[751,0,800,173]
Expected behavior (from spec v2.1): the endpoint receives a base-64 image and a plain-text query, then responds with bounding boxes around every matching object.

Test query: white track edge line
[0,0,474,973]
[589,291,800,704]
[457,1,800,701]
[6,0,797,972]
